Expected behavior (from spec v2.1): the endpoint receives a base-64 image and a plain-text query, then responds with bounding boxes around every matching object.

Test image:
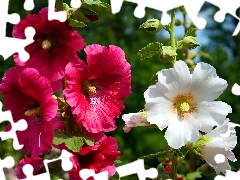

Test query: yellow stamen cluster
[173,93,196,118]
[41,39,52,50]
[86,84,97,95]
[25,107,41,117]
[180,102,190,112]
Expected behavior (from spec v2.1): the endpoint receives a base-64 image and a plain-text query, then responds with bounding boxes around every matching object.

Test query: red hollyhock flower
[69,137,121,180]
[12,7,84,82]
[64,44,131,133]
[0,67,57,157]
[15,156,44,179]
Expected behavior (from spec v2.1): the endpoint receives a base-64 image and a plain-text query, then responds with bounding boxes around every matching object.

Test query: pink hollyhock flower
[69,137,121,180]
[12,7,84,82]
[122,112,151,133]
[64,44,131,133]
[0,67,57,157]
[15,156,44,179]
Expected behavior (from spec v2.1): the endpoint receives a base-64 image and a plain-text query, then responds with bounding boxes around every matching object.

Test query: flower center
[24,107,41,117]
[86,84,97,95]
[173,93,196,118]
[180,102,190,112]
[41,39,52,50]
[82,81,97,96]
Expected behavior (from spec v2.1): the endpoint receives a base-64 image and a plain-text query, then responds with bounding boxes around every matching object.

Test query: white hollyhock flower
[144,60,232,149]
[122,112,151,133]
[200,119,237,175]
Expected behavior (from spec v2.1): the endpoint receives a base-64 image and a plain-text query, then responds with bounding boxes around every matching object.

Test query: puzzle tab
[110,0,240,36]
[0,102,27,150]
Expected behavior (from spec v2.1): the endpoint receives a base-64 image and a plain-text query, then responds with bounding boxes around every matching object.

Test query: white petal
[191,62,227,101]
[164,116,200,149]
[201,146,232,174]
[195,101,232,132]
[201,119,237,174]
[144,85,165,102]
[145,98,174,130]
[155,60,191,99]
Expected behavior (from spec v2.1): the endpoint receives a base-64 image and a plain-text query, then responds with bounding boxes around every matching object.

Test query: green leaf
[53,130,69,145]
[74,9,91,22]
[82,136,95,146]
[197,50,213,61]
[53,130,84,152]
[184,27,198,37]
[65,135,84,152]
[149,74,158,85]
[137,42,161,60]
[186,172,202,180]
[68,17,87,28]
[82,0,109,8]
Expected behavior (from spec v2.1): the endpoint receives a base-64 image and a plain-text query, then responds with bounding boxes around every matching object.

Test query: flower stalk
[170,9,176,65]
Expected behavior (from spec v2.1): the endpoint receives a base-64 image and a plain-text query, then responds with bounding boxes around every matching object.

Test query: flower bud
[182,36,200,49]
[175,19,182,26]
[159,46,177,63]
[139,19,162,33]
[179,6,186,15]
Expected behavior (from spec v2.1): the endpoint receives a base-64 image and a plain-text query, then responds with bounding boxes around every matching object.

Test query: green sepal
[184,27,198,37]
[149,74,158,85]
[197,50,213,61]
[186,136,213,160]
[82,0,109,8]
[53,130,84,152]
[137,42,162,60]
[68,17,87,28]
[186,172,202,180]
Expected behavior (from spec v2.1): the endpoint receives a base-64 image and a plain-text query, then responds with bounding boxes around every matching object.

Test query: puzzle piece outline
[110,0,240,36]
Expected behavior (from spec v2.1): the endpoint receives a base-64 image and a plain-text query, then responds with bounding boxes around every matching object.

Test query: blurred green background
[0,0,240,179]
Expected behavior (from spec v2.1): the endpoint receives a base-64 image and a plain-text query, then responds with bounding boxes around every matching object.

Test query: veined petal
[145,98,175,130]
[155,60,191,99]
[191,62,227,101]
[196,101,232,132]
[165,115,200,148]
[65,45,131,133]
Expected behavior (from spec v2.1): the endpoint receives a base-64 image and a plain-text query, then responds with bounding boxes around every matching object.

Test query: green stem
[170,9,176,65]
[183,13,188,59]
[56,0,64,11]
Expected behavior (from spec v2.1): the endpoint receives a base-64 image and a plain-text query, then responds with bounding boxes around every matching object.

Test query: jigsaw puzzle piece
[0,27,35,62]
[20,150,73,180]
[0,102,27,150]
[80,169,108,180]
[116,159,158,180]
[24,0,34,11]
[110,0,208,26]
[48,0,67,22]
[0,0,36,62]
[206,0,240,22]
[0,156,15,180]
